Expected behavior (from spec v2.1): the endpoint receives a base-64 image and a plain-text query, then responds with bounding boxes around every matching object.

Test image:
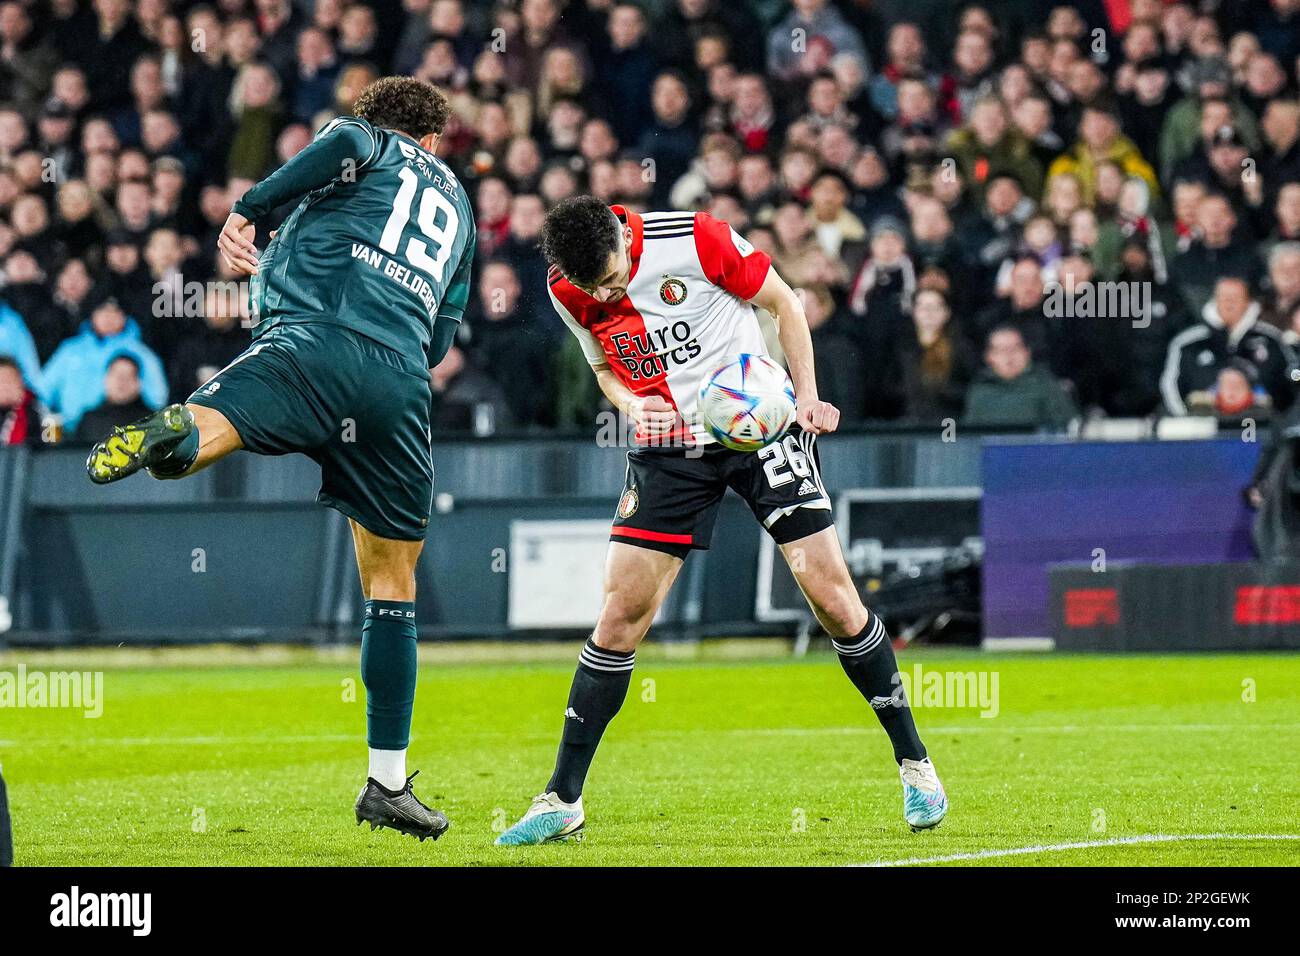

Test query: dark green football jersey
[232,116,476,367]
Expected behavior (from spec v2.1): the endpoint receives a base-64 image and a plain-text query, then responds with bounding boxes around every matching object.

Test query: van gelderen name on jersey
[351,242,438,317]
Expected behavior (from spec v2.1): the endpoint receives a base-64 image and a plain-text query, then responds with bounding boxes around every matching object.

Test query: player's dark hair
[353,76,451,139]
[540,196,622,285]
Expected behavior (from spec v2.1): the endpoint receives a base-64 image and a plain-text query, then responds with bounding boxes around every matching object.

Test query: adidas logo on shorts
[797,479,817,496]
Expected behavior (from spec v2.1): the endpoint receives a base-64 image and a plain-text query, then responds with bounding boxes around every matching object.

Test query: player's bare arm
[747,268,841,436]
[592,364,677,438]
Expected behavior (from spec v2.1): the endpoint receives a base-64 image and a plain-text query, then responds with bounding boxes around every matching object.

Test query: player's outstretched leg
[86,403,197,483]
[780,527,948,831]
[348,520,448,842]
[497,543,681,846]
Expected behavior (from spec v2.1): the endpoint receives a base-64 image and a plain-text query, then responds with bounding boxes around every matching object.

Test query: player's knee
[814,588,869,638]
[593,595,654,652]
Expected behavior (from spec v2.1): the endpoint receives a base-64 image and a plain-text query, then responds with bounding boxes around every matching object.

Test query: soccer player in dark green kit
[85,77,475,842]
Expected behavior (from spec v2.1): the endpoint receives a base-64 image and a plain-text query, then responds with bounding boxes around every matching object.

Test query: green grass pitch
[3,647,1298,866]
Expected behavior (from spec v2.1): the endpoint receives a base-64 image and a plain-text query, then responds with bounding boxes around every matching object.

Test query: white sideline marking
[856,833,1300,867]
[2,723,1297,749]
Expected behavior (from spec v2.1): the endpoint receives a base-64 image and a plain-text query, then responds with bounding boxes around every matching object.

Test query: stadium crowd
[1,0,1300,445]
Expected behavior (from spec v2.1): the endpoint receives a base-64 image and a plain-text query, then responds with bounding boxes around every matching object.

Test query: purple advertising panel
[981,438,1259,638]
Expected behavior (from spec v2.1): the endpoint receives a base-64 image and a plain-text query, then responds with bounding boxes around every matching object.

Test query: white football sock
[368,748,407,791]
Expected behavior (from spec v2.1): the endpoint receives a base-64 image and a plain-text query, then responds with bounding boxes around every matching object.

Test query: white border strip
[856,833,1300,867]
[981,636,1056,651]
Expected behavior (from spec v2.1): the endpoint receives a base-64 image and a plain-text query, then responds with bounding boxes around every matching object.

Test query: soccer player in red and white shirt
[497,198,947,846]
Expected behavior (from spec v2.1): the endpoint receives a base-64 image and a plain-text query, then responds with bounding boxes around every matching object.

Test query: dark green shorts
[188,322,433,541]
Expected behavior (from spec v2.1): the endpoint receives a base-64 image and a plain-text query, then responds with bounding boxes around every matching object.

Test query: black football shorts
[187,321,434,541]
[610,427,834,558]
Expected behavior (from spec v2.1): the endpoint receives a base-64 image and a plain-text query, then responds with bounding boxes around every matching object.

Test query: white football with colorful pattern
[697,353,797,452]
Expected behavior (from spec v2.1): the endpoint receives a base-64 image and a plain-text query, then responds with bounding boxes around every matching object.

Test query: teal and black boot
[86,403,196,484]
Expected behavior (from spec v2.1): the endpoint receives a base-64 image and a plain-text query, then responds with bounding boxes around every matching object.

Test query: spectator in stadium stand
[974,255,1052,363]
[166,288,249,404]
[99,230,155,334]
[909,193,974,309]
[39,293,166,433]
[499,192,552,335]
[847,145,908,233]
[474,175,512,258]
[71,352,152,444]
[430,344,517,434]
[962,324,1077,429]
[0,294,39,390]
[78,0,153,113]
[1242,51,1289,120]
[1170,192,1263,318]
[1161,276,1298,416]
[1012,92,1066,174]
[290,26,340,124]
[3,249,66,364]
[0,2,59,115]
[1269,182,1300,247]
[868,21,935,122]
[945,95,1044,203]
[225,61,286,180]
[638,71,697,207]
[602,3,659,148]
[1183,358,1273,422]
[766,0,867,83]
[1113,236,1192,414]
[949,27,997,123]
[654,0,763,75]
[0,354,43,446]
[1092,175,1174,282]
[879,76,948,177]
[797,282,864,425]
[899,287,976,423]
[846,216,914,418]
[1260,100,1300,200]
[736,152,780,223]
[466,259,555,429]
[1048,102,1159,207]
[1051,248,1156,418]
[54,178,106,265]
[1117,59,1176,170]
[807,169,866,261]
[724,72,776,154]
[1175,124,1257,219]
[672,133,741,209]
[1250,0,1300,72]
[1263,242,1300,331]
[961,172,1030,301]
[1158,57,1261,183]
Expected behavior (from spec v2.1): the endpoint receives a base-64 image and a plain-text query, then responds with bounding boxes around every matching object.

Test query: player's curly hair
[353,76,451,139]
[540,196,622,285]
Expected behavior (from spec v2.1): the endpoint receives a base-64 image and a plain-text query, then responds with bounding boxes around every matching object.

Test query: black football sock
[834,612,927,763]
[546,638,635,804]
[360,600,419,752]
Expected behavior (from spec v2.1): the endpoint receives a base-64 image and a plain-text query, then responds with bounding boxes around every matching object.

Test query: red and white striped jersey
[547,206,774,444]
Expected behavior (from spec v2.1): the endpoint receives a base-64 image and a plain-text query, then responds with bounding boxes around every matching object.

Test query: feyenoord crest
[618,487,639,518]
[659,277,688,306]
